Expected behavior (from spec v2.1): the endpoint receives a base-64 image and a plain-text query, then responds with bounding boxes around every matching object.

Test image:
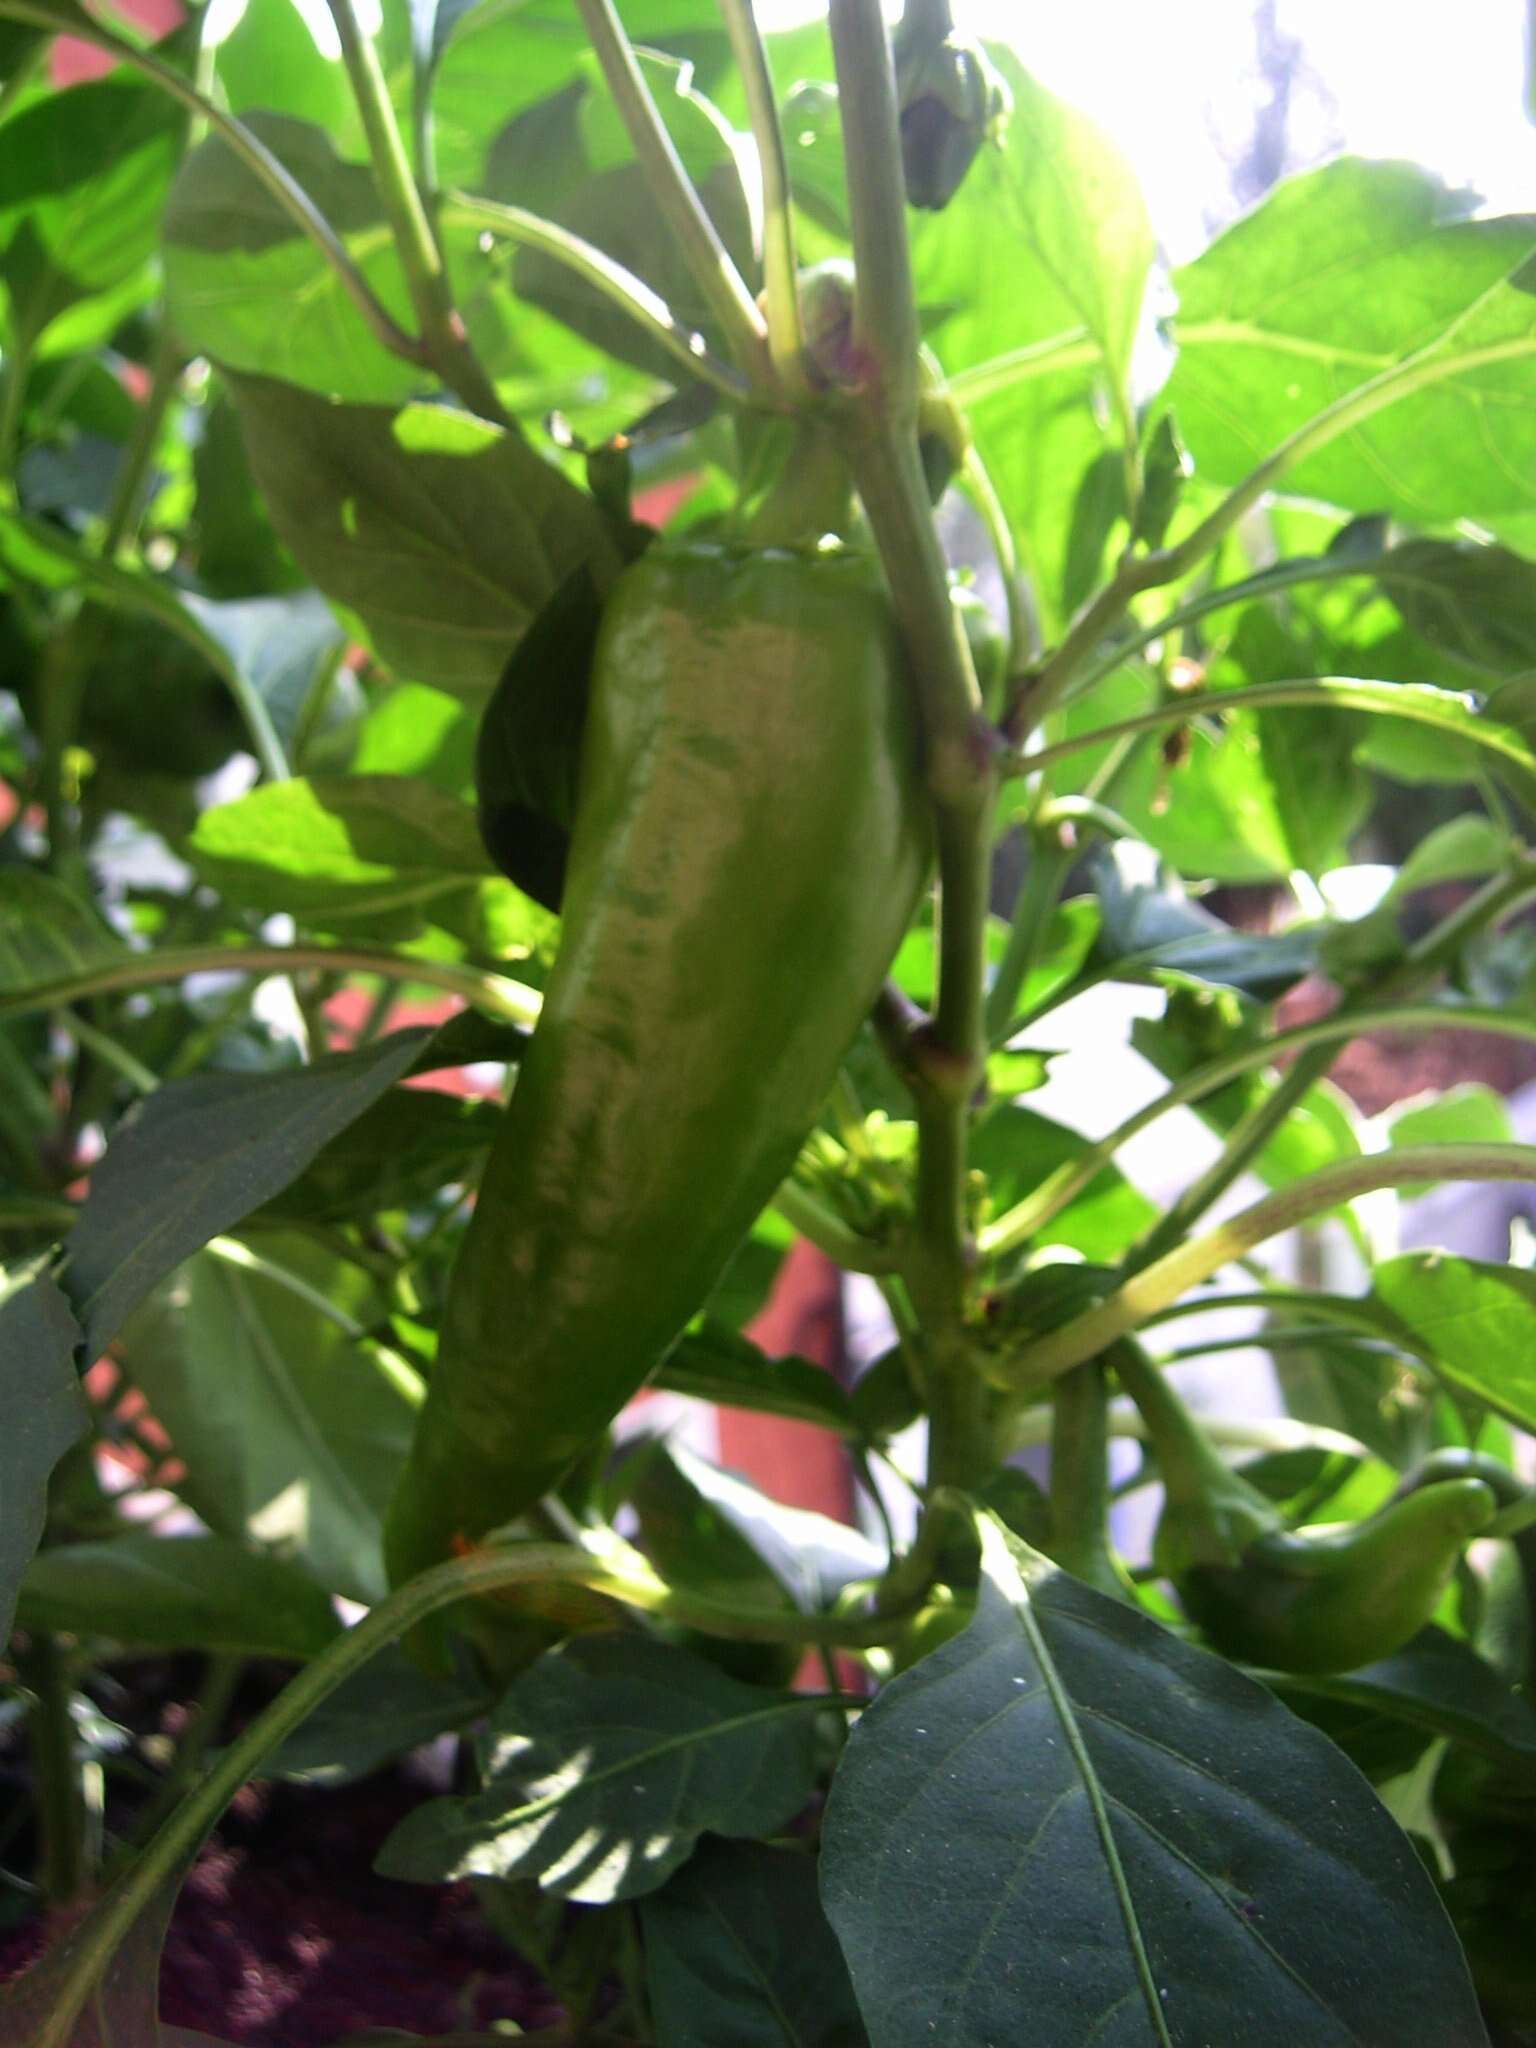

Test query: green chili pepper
[1115,1343,1497,1674]
[385,544,930,1588]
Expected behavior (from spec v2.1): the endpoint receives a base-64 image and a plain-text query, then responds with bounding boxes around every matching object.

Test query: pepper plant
[2,0,1536,2041]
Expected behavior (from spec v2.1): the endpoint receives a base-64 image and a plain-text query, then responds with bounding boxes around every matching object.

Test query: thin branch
[718,0,810,399]
[573,0,771,389]
[998,1143,1536,1393]
[445,192,751,404]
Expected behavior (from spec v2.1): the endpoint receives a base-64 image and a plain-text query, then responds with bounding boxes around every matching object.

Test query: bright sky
[767,0,1534,257]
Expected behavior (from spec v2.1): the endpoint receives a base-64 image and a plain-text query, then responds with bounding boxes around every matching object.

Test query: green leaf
[972,1105,1155,1261]
[225,374,623,692]
[1374,1256,1536,1435]
[163,114,419,404]
[1390,815,1509,899]
[1377,538,1536,674]
[625,1441,882,1616]
[375,1633,818,1903]
[1086,843,1319,999]
[17,1532,342,1660]
[1276,1627,1536,1775]
[187,773,491,928]
[262,1088,500,1225]
[0,1264,87,1644]
[62,1028,431,1357]
[641,1840,867,2048]
[1166,159,1536,527]
[486,50,754,383]
[655,1324,858,1438]
[265,1644,492,1784]
[215,0,357,138]
[113,1238,417,1605]
[821,1516,1488,2047]
[1388,1086,1512,1198]
[0,75,184,348]
[430,0,726,194]
[0,868,125,999]
[181,590,350,767]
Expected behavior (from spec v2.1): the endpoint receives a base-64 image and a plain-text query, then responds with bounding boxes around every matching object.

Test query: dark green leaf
[656,1324,858,1437]
[62,1028,430,1356]
[1275,1627,1536,1774]
[1374,1256,1536,1435]
[821,1516,1488,2046]
[375,1633,818,1903]
[624,1440,881,1616]
[17,1532,341,1660]
[475,565,601,910]
[114,1238,415,1604]
[1378,538,1536,673]
[0,868,125,999]
[0,1264,87,1644]
[641,1840,867,2048]
[263,1088,500,1224]
[182,590,351,767]
[1088,842,1319,997]
[226,373,622,692]
[265,1644,492,1784]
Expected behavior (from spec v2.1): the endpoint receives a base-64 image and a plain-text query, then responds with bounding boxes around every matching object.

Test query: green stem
[983,823,1076,1042]
[100,325,184,560]
[0,326,34,503]
[443,192,750,404]
[573,0,771,390]
[53,1010,159,1095]
[1012,330,1536,734]
[770,1179,900,1274]
[960,444,1030,668]
[718,0,809,399]
[828,0,919,417]
[1047,1361,1124,1598]
[1010,678,1536,787]
[980,995,1536,1260]
[324,0,504,421]
[1135,856,1536,1262]
[0,944,540,1026]
[105,1655,245,1877]
[999,1143,1536,1394]
[0,0,422,367]
[22,1636,86,1909]
[21,1539,917,2047]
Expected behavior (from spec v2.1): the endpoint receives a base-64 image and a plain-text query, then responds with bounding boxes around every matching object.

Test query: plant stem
[100,325,184,560]
[573,0,771,390]
[53,1011,159,1095]
[718,0,810,400]
[770,1179,900,1274]
[828,0,999,1488]
[1010,331,1536,734]
[1134,855,1536,1262]
[827,0,919,418]
[999,1143,1536,1394]
[0,0,424,368]
[21,1635,86,1909]
[324,0,505,420]
[19,1539,923,2046]
[1010,678,1536,787]
[1047,1361,1124,1599]
[0,944,541,1027]
[445,192,751,404]
[980,995,1536,1261]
